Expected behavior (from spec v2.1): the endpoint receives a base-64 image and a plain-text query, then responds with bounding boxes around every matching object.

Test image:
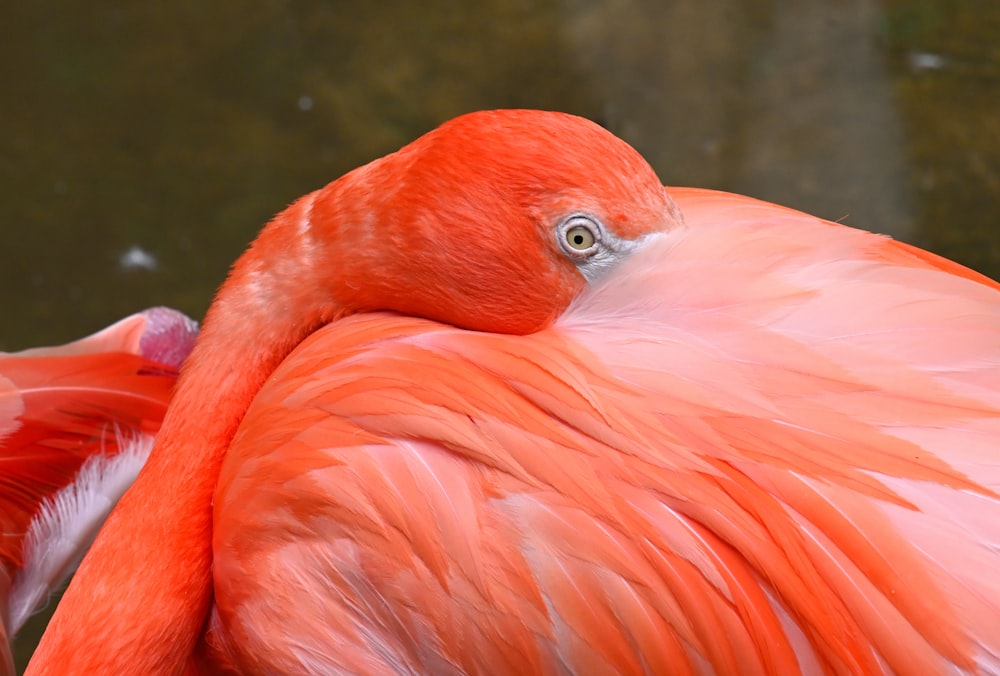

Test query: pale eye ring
[557,214,603,258]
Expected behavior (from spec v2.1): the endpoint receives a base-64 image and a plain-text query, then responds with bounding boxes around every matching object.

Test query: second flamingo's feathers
[9,437,156,635]
[0,307,196,665]
[205,190,1000,674]
[2,352,175,541]
[1,308,197,572]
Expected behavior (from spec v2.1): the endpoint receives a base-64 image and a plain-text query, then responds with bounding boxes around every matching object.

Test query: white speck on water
[119,245,158,271]
[298,95,314,111]
[908,51,946,72]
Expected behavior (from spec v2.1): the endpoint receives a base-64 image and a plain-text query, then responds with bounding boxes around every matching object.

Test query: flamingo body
[0,308,196,673]
[201,188,1000,674]
[26,113,1000,675]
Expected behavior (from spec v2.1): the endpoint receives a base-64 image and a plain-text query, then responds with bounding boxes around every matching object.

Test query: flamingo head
[242,109,682,336]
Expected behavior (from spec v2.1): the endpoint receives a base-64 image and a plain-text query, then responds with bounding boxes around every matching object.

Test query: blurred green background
[4,0,1000,668]
[3,1,1000,353]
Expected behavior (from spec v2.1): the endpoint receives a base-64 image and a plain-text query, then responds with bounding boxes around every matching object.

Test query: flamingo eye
[558,215,602,257]
[556,212,654,284]
[566,225,595,250]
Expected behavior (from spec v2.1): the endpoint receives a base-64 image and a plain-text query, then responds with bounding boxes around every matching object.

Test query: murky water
[4,0,999,669]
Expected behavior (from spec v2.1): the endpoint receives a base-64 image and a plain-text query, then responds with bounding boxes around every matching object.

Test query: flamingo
[1,308,196,674]
[27,110,1000,674]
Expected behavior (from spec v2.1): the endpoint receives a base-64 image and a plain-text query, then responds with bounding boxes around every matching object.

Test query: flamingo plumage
[0,308,196,674]
[27,110,1000,674]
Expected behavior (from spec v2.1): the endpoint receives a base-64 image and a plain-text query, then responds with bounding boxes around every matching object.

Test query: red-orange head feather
[234,109,682,338]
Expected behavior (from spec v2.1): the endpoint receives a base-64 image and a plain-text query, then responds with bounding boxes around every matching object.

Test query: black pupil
[572,233,586,246]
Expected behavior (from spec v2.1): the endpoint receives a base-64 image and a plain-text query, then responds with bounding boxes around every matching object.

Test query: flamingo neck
[27,191,350,674]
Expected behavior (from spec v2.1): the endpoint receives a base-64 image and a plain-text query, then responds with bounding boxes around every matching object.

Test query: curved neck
[26,192,346,674]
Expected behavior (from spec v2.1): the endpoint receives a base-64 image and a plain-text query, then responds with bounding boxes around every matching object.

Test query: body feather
[202,189,1000,674]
